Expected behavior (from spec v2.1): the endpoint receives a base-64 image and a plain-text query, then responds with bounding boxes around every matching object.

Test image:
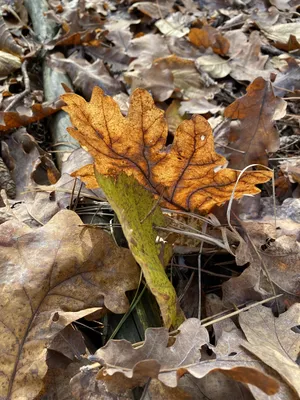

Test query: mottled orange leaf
[224,77,287,169]
[62,87,272,215]
[188,26,230,55]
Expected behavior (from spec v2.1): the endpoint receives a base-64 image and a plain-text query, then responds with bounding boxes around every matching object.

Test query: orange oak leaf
[61,87,272,215]
[188,26,230,55]
[224,77,287,169]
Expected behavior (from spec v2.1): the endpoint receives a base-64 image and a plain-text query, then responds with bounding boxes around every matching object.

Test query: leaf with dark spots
[62,87,272,214]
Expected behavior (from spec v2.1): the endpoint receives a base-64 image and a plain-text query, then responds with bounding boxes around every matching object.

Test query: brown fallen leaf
[0,210,139,400]
[206,294,298,400]
[188,26,230,55]
[127,34,171,69]
[3,128,60,199]
[124,63,174,102]
[222,221,300,308]
[48,52,122,99]
[86,29,132,73]
[92,318,279,395]
[260,22,300,45]
[71,368,134,400]
[42,361,88,400]
[224,77,287,168]
[129,0,175,19]
[172,373,254,400]
[62,87,272,215]
[44,1,103,49]
[155,12,194,38]
[48,325,86,363]
[239,304,300,396]
[274,34,300,52]
[273,57,300,96]
[224,31,270,82]
[152,55,219,100]
[0,98,64,131]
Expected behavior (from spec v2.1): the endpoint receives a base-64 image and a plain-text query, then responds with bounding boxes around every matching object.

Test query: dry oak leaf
[0,210,139,400]
[92,318,279,396]
[188,26,230,56]
[224,31,270,82]
[224,77,287,169]
[222,223,300,309]
[240,304,300,396]
[62,87,272,215]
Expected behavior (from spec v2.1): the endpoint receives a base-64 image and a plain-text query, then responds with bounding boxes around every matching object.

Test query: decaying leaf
[49,52,122,99]
[96,173,184,329]
[129,0,175,19]
[3,128,60,199]
[178,97,221,115]
[273,57,300,96]
[153,55,219,100]
[188,26,230,55]
[224,31,270,82]
[126,34,171,69]
[62,87,272,215]
[155,12,194,38]
[92,318,280,395]
[224,77,287,168]
[207,294,298,400]
[124,63,174,102]
[0,210,139,399]
[195,54,231,79]
[239,304,300,396]
[261,22,300,44]
[70,368,133,400]
[0,98,64,131]
[222,222,300,309]
[86,29,132,72]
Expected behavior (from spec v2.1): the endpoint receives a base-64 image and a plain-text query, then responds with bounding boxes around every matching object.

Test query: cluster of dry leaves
[0,0,300,399]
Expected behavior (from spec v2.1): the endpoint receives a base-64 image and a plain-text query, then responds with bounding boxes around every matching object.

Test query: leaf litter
[0,0,299,399]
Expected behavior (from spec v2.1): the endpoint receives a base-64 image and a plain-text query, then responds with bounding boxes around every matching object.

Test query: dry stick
[158,226,231,252]
[178,271,195,303]
[197,222,206,320]
[23,187,105,202]
[140,378,151,400]
[4,60,30,111]
[131,294,282,349]
[69,177,77,210]
[72,182,84,211]
[155,0,163,19]
[203,294,282,327]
